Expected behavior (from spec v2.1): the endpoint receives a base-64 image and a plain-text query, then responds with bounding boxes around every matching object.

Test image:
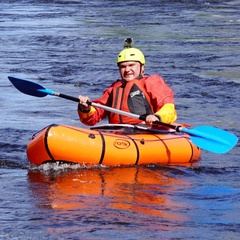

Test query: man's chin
[123,76,135,82]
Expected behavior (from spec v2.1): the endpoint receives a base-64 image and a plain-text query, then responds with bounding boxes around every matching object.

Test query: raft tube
[27,124,201,166]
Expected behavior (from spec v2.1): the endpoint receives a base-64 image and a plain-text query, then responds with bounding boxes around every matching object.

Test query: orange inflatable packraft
[27,124,201,166]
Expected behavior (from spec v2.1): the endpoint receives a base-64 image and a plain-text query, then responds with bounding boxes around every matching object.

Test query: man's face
[119,61,144,82]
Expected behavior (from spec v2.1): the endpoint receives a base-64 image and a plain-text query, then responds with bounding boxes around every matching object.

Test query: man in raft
[78,40,177,125]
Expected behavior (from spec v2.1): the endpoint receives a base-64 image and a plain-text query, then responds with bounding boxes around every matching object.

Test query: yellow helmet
[117,48,145,65]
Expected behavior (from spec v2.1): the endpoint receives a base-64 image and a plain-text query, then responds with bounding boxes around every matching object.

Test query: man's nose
[125,66,131,71]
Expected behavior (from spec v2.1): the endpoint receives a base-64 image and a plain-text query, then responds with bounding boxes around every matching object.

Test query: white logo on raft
[114,139,131,149]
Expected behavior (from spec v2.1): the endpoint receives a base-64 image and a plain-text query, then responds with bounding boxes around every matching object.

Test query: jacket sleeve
[78,85,113,126]
[145,74,177,123]
[155,103,177,123]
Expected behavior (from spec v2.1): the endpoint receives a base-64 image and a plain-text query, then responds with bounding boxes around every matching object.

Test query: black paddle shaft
[58,93,79,102]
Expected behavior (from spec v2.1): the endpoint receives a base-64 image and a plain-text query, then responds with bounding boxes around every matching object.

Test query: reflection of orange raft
[27,124,201,166]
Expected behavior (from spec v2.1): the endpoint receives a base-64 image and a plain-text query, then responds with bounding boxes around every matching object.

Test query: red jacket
[78,74,176,125]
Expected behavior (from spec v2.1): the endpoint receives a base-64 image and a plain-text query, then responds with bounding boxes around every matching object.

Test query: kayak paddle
[8,76,238,154]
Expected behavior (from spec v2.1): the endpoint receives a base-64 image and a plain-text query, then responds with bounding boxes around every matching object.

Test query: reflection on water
[28,166,190,236]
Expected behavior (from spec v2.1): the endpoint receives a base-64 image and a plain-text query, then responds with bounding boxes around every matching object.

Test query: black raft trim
[44,124,57,161]
[98,131,106,164]
[126,135,140,165]
[185,137,195,162]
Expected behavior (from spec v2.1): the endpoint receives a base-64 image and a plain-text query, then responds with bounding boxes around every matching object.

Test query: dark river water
[1,0,240,239]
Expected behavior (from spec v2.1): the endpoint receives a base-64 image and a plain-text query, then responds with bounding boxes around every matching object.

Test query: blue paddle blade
[8,76,54,97]
[182,126,238,154]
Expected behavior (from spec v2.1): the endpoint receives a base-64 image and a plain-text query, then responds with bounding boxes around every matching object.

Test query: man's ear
[141,65,145,75]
